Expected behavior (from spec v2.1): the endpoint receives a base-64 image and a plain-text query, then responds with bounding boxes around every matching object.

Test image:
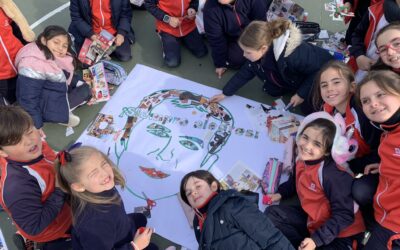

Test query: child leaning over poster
[0,106,72,247]
[210,19,333,115]
[180,170,294,250]
[265,112,365,249]
[55,145,158,250]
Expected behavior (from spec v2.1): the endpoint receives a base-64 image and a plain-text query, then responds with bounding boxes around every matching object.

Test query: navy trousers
[0,77,17,104]
[159,29,208,67]
[365,223,400,250]
[265,204,357,249]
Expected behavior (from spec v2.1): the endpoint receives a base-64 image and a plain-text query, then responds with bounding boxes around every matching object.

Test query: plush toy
[296,112,358,169]
[0,0,35,42]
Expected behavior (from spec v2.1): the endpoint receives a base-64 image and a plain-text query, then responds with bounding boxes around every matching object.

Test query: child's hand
[289,94,304,107]
[364,163,379,175]
[90,34,99,42]
[343,2,352,13]
[209,93,226,103]
[115,34,125,47]
[131,227,153,250]
[299,238,316,250]
[187,8,196,19]
[356,55,375,71]
[269,193,282,203]
[215,67,227,79]
[169,17,181,28]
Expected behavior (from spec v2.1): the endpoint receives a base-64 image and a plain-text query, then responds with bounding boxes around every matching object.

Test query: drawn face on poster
[115,90,234,201]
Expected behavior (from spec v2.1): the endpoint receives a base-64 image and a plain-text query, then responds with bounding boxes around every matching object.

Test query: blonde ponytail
[239,19,291,50]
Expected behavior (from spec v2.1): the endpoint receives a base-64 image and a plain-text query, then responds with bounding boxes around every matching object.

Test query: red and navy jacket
[373,110,400,237]
[278,157,365,247]
[323,95,381,173]
[0,9,24,80]
[68,0,134,53]
[203,0,271,68]
[145,0,198,37]
[0,141,71,242]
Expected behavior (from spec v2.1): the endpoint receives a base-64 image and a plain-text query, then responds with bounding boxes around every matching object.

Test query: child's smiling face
[42,34,69,58]
[360,81,400,123]
[297,126,326,161]
[184,176,218,208]
[72,152,115,194]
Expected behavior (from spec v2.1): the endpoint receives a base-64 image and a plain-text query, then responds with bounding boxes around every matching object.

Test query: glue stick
[302,12,308,22]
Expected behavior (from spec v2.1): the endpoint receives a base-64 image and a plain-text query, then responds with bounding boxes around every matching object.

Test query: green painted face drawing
[114,89,234,200]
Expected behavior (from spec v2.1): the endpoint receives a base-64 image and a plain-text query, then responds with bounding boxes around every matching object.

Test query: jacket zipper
[0,36,18,74]
[99,0,105,27]
[179,0,184,36]
[375,133,388,223]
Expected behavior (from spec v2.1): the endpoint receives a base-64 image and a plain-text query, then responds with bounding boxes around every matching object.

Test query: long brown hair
[238,19,291,50]
[55,146,126,222]
[312,60,355,111]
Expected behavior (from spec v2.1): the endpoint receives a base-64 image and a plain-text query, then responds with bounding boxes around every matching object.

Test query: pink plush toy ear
[333,113,346,135]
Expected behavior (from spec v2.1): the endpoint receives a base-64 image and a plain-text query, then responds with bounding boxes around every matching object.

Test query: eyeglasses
[376,38,400,55]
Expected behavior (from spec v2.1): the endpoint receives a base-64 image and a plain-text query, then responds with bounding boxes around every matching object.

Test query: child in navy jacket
[0,106,72,245]
[210,19,332,115]
[55,145,156,250]
[266,112,365,249]
[203,0,271,78]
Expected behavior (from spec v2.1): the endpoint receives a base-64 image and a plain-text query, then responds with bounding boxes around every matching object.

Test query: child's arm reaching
[310,163,356,247]
[114,0,132,43]
[131,227,152,250]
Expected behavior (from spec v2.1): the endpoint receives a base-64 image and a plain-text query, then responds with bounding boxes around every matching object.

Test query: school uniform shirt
[72,188,137,250]
[145,0,198,37]
[203,0,271,68]
[323,95,381,173]
[193,189,294,250]
[373,108,400,234]
[222,22,333,100]
[277,157,365,247]
[89,0,117,35]
[0,9,23,80]
[0,141,72,242]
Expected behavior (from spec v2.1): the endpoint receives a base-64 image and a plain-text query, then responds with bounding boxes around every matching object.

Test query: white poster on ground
[77,64,289,249]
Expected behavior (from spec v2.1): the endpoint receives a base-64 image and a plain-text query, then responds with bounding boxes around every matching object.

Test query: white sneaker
[60,112,80,127]
[68,112,80,127]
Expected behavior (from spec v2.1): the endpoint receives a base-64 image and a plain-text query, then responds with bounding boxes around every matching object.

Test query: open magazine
[267,0,304,21]
[83,63,111,103]
[220,161,261,192]
[78,29,116,65]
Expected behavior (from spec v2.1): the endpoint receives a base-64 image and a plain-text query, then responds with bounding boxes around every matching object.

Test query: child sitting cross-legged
[55,145,158,250]
[265,112,366,249]
[0,106,72,248]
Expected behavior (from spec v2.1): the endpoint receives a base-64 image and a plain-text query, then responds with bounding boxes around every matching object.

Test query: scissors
[142,192,157,209]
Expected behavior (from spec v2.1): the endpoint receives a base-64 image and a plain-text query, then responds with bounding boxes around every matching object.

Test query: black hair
[35,25,77,67]
[180,170,221,206]
[299,118,336,155]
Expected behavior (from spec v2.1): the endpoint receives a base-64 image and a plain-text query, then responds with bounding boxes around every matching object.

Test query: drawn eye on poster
[77,65,288,249]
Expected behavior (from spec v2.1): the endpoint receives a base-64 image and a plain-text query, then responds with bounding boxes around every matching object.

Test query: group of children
[1,0,400,249]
